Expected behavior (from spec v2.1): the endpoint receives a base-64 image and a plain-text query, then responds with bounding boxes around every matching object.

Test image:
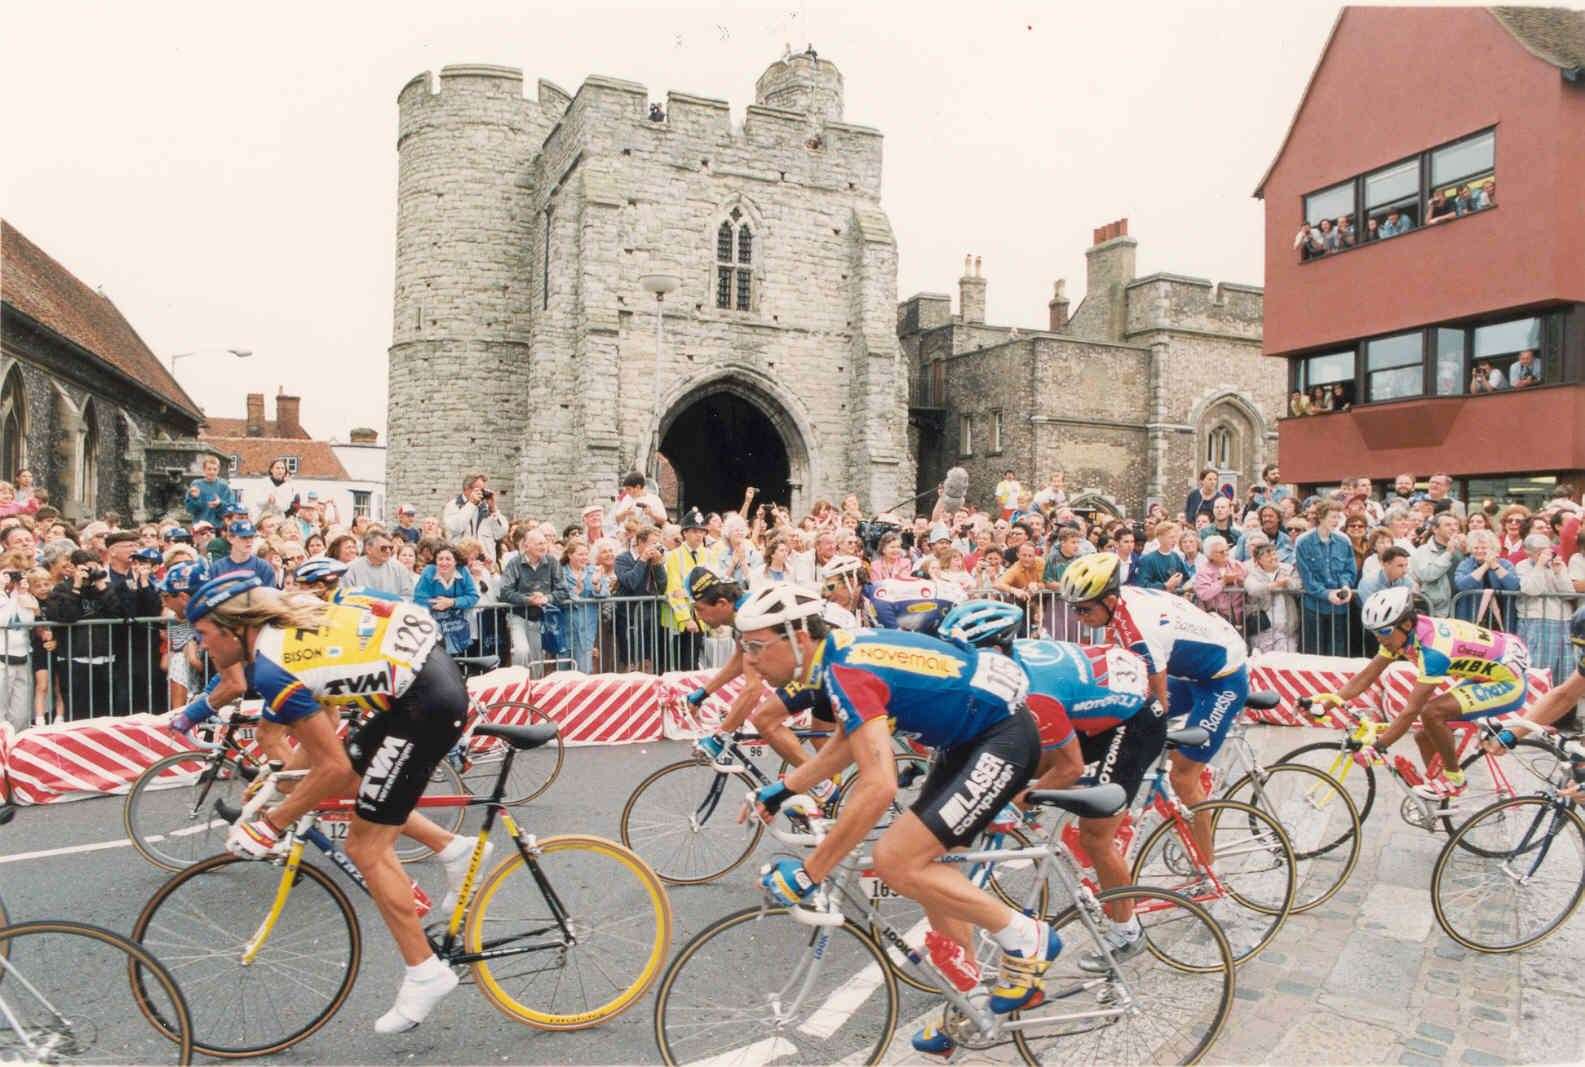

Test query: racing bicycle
[131,720,671,1058]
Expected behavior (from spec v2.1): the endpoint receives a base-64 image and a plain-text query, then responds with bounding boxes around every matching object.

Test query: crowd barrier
[1,649,1561,806]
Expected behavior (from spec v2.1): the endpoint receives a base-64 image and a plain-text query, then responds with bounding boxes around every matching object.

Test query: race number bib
[381,610,438,662]
[1104,648,1148,697]
[971,653,1029,706]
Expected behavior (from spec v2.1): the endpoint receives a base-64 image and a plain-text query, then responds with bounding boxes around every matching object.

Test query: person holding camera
[442,473,510,565]
[0,552,38,730]
[44,548,124,719]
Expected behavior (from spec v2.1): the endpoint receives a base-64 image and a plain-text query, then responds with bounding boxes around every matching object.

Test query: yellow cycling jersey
[250,601,441,723]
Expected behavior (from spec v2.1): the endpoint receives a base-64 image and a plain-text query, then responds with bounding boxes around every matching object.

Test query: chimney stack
[348,427,379,445]
[245,393,265,437]
[275,391,304,438]
[1048,279,1070,332]
[1085,219,1136,342]
[959,254,986,325]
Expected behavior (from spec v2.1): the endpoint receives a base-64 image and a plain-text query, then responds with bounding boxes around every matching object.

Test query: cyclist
[294,557,349,598]
[157,560,210,711]
[819,554,874,630]
[179,573,478,1034]
[1314,586,1531,799]
[1486,606,1585,797]
[1057,552,1248,864]
[942,599,1165,971]
[678,567,760,750]
[735,583,1054,1056]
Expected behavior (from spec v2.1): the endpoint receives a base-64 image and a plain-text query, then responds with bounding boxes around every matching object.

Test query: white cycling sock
[1112,916,1142,940]
[435,835,471,863]
[991,912,1044,957]
[375,956,458,1034]
[406,955,449,982]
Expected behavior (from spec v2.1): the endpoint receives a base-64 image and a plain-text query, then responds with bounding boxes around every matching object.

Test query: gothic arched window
[0,366,24,482]
[79,399,99,511]
[1206,425,1235,470]
[715,208,753,311]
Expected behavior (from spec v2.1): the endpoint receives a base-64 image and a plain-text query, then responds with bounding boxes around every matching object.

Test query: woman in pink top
[869,532,915,581]
[1193,534,1247,626]
[0,481,38,519]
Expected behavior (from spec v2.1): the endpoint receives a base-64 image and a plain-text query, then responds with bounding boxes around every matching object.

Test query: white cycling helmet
[819,554,864,582]
[1361,586,1416,631]
[735,582,824,632]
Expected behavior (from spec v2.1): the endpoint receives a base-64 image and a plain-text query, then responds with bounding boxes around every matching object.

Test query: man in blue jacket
[184,456,236,527]
[1294,501,1357,656]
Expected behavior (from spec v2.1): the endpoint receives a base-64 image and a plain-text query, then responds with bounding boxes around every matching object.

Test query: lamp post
[638,273,680,489]
[169,346,252,375]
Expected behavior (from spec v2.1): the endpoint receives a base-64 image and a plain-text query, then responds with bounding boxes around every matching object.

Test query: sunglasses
[1371,626,1398,638]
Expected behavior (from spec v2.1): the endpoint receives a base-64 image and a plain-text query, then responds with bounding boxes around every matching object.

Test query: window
[1292,349,1357,409]
[543,204,553,309]
[1434,328,1465,395]
[228,454,241,478]
[0,366,23,482]
[1428,130,1495,224]
[959,414,973,457]
[1206,426,1234,469]
[1474,316,1544,388]
[1365,332,1424,401]
[79,401,99,510]
[991,411,1003,453]
[280,456,300,476]
[1299,128,1495,260]
[1365,159,1419,238]
[352,490,371,519]
[714,208,753,311]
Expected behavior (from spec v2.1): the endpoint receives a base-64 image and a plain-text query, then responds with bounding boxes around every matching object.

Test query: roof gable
[201,416,313,440]
[200,435,351,480]
[0,219,203,419]
[1253,6,1585,198]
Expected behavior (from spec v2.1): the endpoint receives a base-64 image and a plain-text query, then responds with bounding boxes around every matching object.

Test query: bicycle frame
[1317,714,1519,828]
[683,729,834,829]
[236,744,578,970]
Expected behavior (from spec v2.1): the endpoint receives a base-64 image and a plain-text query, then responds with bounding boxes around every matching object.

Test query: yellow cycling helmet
[1059,552,1123,604]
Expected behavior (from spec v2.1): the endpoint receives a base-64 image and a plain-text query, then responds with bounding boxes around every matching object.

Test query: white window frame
[960,414,974,457]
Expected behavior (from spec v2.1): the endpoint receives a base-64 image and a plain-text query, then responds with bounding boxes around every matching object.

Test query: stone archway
[656,373,812,517]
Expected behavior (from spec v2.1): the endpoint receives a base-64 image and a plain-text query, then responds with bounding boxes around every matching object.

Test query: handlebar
[749,792,829,847]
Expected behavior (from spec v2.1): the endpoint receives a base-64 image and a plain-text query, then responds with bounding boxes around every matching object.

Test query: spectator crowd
[3,450,1583,733]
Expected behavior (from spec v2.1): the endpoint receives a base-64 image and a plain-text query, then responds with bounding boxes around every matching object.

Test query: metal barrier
[1451,587,1581,688]
[1,616,185,730]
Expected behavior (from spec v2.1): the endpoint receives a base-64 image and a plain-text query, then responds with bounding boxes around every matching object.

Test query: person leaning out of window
[1511,349,1542,389]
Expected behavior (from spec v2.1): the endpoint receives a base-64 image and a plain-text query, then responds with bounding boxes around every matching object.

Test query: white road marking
[800,914,930,1039]
[683,1035,799,1067]
[0,820,223,865]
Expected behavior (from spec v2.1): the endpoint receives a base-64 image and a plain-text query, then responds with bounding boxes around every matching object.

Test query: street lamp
[639,273,680,488]
[169,346,252,375]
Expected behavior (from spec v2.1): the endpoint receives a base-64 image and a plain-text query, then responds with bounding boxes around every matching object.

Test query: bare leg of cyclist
[1418,699,1464,776]
[1168,753,1214,863]
[1078,813,1133,922]
[873,814,1025,941]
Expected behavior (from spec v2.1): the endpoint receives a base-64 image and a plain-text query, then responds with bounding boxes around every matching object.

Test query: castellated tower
[387,52,914,523]
[387,65,562,513]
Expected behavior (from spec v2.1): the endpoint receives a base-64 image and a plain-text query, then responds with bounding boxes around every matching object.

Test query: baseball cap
[399,503,417,516]
[305,490,320,502]
[930,523,952,544]
[163,526,192,543]
[192,520,215,533]
[229,520,258,539]
[133,546,163,564]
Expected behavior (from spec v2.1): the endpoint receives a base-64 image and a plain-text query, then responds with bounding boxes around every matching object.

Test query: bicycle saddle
[454,655,501,673]
[475,720,559,750]
[1244,691,1280,711]
[1025,783,1128,819]
[1166,727,1211,750]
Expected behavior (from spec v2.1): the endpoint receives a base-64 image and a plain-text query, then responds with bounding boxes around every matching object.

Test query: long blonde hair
[207,587,331,633]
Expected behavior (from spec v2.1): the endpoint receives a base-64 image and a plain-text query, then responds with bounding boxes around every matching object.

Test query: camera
[84,567,106,584]
[481,489,494,499]
[3,570,22,587]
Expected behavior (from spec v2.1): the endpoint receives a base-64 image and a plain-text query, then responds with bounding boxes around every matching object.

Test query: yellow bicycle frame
[241,838,307,964]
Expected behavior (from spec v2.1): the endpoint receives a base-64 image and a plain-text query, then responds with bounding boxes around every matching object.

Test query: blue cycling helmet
[157,560,208,596]
[295,557,349,585]
[939,599,1025,649]
[186,573,265,624]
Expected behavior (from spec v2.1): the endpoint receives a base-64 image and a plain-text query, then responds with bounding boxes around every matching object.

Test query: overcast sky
[3,0,1374,440]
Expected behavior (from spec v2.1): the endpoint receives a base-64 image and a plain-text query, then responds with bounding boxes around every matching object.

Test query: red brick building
[1257,6,1585,507]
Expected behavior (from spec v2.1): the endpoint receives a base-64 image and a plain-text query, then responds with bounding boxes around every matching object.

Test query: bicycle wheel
[1431,795,1585,953]
[0,919,195,1065]
[1015,887,1233,1065]
[132,853,361,1058]
[124,749,250,871]
[1221,763,1361,912]
[1444,738,1563,841]
[653,905,899,1066]
[828,753,933,826]
[467,833,671,1029]
[865,827,1050,994]
[394,757,468,863]
[619,758,764,884]
[461,701,564,804]
[1277,739,1376,825]
[1132,799,1295,965]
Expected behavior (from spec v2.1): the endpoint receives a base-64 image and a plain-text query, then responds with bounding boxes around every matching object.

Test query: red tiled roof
[0,219,203,419]
[201,415,312,440]
[200,435,351,480]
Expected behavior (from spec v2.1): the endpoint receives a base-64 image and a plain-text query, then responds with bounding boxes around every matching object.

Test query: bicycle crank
[1399,795,1436,830]
[938,993,1012,1052]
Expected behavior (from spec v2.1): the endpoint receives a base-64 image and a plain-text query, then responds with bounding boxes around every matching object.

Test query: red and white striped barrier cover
[658,671,816,739]
[4,714,199,806]
[1246,653,1381,727]
[525,670,664,746]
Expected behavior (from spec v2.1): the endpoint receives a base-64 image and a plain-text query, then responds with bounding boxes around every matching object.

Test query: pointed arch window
[0,366,24,482]
[79,400,99,511]
[715,208,753,311]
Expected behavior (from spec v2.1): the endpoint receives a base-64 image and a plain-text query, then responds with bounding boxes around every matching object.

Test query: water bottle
[410,879,433,918]
[1393,755,1423,786]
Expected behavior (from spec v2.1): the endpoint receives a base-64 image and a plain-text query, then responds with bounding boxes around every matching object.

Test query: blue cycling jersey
[812,628,1027,749]
[1011,639,1151,737]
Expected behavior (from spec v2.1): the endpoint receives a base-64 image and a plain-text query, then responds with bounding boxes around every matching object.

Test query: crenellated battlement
[1124,273,1264,340]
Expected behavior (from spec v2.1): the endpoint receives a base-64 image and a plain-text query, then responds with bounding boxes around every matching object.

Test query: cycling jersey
[1010,639,1151,744]
[866,578,965,635]
[1106,586,1247,680]
[1378,615,1531,717]
[813,628,1027,750]
[237,601,442,724]
[822,602,862,631]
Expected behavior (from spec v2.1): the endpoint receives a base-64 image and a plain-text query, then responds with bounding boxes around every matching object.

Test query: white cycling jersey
[1106,585,1248,680]
[822,601,861,630]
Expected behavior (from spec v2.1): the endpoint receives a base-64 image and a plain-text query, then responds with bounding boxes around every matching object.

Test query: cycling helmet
[1570,605,1585,648]
[157,560,207,596]
[734,582,824,632]
[1059,553,1122,604]
[185,573,265,624]
[687,565,739,602]
[819,554,864,582]
[295,557,349,585]
[940,599,1024,649]
[1361,586,1417,632]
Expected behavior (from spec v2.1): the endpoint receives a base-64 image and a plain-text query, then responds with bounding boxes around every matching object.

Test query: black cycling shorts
[1077,705,1167,807]
[911,709,1040,848]
[344,649,469,825]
